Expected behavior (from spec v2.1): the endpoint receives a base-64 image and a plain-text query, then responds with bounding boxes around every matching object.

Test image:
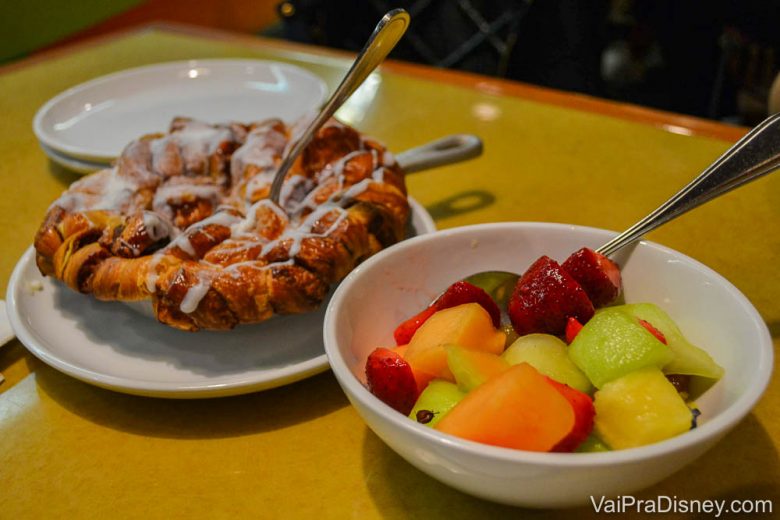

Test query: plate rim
[39,142,108,174]
[6,197,435,398]
[32,58,328,163]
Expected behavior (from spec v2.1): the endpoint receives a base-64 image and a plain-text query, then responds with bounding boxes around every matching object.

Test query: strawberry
[545,377,595,452]
[394,307,436,345]
[508,256,595,337]
[561,247,622,308]
[434,281,501,328]
[393,281,501,345]
[565,317,584,344]
[638,319,667,345]
[365,347,419,415]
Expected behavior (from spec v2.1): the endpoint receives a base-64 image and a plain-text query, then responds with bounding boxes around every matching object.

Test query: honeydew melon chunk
[575,434,610,453]
[502,334,592,394]
[594,367,693,449]
[409,379,466,428]
[569,308,674,388]
[621,303,724,380]
[405,303,506,381]
[446,345,509,392]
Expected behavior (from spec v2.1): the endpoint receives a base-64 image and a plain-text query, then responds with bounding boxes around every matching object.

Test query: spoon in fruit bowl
[596,112,780,256]
[269,8,410,206]
[462,112,780,303]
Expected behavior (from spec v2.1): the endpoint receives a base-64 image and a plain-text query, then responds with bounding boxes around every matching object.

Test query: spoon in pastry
[459,112,780,305]
[269,8,410,206]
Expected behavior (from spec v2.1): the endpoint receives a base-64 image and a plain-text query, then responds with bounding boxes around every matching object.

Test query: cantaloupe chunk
[404,303,506,381]
[435,363,575,451]
[391,343,431,393]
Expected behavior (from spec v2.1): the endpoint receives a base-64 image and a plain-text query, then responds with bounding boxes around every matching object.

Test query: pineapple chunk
[594,367,693,449]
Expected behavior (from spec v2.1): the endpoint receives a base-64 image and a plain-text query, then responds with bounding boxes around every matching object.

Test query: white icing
[179,271,214,314]
[145,253,164,292]
[340,178,373,200]
[199,210,243,229]
[234,145,275,170]
[168,233,196,257]
[242,171,276,201]
[149,138,172,174]
[279,174,314,211]
[52,116,402,321]
[166,210,243,258]
[95,171,136,210]
[230,124,287,185]
[260,204,348,259]
[152,183,222,219]
[154,182,221,202]
[236,199,289,235]
[141,211,172,242]
[172,122,231,157]
[53,168,138,213]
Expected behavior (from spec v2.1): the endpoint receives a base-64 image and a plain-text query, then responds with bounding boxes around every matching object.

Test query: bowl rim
[323,221,774,467]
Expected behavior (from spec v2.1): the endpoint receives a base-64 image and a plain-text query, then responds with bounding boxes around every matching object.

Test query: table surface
[1,24,778,519]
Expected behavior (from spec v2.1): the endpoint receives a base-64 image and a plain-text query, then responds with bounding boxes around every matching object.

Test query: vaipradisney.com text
[591,495,773,517]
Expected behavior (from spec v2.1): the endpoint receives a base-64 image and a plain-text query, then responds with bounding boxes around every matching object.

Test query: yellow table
[1,24,778,518]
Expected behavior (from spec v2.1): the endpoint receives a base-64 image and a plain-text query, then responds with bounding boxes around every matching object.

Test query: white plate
[6,199,435,398]
[40,142,110,174]
[0,300,13,347]
[33,59,328,163]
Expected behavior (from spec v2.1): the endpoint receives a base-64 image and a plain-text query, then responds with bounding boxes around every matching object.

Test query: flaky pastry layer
[34,117,409,331]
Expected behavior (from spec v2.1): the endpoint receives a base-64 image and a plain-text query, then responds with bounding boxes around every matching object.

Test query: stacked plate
[32,59,329,173]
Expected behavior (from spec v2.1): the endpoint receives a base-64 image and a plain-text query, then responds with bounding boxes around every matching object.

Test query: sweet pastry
[34,117,409,331]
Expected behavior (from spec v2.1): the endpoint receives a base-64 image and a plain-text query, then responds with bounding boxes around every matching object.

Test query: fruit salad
[364,247,724,453]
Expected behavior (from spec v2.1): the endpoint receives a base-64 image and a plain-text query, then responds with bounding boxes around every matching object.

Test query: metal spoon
[597,112,780,256]
[269,8,410,206]
[396,134,483,173]
[464,112,780,301]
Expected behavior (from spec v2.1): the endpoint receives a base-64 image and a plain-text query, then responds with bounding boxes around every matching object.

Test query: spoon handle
[597,112,780,256]
[270,9,410,205]
[396,134,483,174]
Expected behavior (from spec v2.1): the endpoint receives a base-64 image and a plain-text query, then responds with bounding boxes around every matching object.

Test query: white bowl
[322,222,773,508]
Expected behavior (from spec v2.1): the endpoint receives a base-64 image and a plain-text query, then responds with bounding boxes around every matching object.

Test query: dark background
[3,0,779,125]
[273,0,780,125]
